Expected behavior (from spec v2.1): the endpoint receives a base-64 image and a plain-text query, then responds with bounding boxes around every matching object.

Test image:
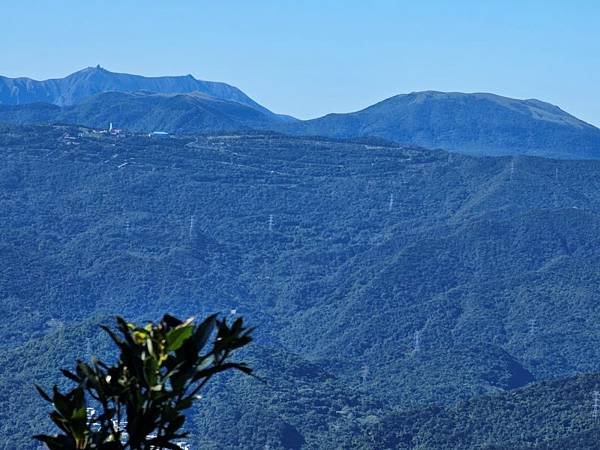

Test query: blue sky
[2,0,599,125]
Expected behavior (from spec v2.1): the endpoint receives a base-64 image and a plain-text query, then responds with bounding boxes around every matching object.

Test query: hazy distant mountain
[286,91,600,159]
[0,65,278,115]
[0,90,293,134]
[2,68,600,158]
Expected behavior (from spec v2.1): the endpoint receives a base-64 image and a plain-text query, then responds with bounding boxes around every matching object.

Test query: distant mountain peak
[394,91,593,129]
[288,90,600,159]
[72,65,108,76]
[0,66,275,115]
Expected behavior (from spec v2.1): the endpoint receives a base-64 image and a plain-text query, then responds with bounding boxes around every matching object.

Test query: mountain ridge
[0,65,284,117]
[287,90,600,159]
[0,90,293,134]
[1,67,600,159]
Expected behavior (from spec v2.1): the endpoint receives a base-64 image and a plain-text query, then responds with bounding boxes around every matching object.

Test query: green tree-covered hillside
[3,124,600,447]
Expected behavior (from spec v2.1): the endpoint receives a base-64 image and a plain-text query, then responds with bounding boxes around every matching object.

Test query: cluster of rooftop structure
[85,408,191,449]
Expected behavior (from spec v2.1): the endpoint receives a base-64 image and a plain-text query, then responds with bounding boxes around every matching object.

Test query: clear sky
[2,0,599,125]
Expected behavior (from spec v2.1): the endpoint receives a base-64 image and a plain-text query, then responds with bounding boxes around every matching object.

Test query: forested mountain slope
[287,91,600,159]
[0,91,292,134]
[351,373,600,450]
[3,312,599,449]
[3,125,600,447]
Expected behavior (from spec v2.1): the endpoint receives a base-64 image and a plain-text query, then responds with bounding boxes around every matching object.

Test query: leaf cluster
[34,314,253,449]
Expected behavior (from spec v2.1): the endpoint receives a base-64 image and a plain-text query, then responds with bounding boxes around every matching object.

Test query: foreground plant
[34,313,253,449]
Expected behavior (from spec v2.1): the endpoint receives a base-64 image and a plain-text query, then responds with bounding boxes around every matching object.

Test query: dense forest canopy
[2,124,600,448]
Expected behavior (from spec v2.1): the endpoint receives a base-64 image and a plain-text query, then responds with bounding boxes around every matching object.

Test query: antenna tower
[414,330,421,353]
[189,215,195,239]
[361,364,369,385]
[528,319,536,335]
